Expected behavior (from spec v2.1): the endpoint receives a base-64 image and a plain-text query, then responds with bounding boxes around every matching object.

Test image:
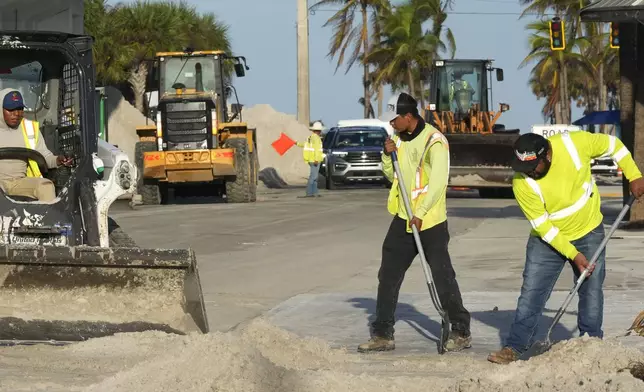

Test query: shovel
[519,194,636,361]
[391,151,450,354]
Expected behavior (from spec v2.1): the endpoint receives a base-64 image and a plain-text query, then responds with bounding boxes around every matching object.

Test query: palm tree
[520,19,592,124]
[84,0,134,86]
[100,0,232,113]
[111,1,189,112]
[365,0,455,104]
[310,0,389,118]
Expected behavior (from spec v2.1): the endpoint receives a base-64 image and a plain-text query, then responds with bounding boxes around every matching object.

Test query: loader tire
[135,141,162,205]
[250,146,259,202]
[225,137,253,203]
[108,217,138,248]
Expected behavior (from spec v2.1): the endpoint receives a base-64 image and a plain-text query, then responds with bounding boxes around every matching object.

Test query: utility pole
[296,0,310,126]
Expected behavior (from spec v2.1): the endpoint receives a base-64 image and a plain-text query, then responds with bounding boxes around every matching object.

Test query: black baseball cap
[380,92,418,122]
[511,133,550,173]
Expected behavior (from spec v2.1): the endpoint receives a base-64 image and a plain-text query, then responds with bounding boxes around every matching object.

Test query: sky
[111,0,585,133]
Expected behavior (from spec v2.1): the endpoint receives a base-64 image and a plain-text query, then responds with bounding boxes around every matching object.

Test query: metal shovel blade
[519,339,552,361]
[438,315,450,354]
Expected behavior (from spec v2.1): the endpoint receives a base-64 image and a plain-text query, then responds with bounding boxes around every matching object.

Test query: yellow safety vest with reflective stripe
[20,119,43,178]
[298,133,324,163]
[512,131,642,260]
[385,124,449,232]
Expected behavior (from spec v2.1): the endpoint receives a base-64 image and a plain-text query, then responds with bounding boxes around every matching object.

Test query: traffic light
[610,22,619,49]
[549,18,565,51]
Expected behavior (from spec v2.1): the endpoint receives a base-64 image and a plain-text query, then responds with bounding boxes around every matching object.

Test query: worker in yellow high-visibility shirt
[488,131,644,365]
[295,121,325,198]
[357,92,471,353]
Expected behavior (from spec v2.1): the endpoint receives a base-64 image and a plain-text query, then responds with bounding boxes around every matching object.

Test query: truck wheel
[225,137,252,203]
[108,217,138,248]
[135,141,162,205]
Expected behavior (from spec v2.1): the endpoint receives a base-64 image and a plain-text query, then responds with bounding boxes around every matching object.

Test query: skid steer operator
[357,92,472,353]
[0,89,73,201]
[487,131,644,365]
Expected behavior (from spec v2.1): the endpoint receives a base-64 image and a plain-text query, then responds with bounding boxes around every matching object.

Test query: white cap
[379,92,418,123]
[309,120,324,131]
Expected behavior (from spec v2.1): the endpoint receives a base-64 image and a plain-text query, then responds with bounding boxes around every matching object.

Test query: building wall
[0,0,83,34]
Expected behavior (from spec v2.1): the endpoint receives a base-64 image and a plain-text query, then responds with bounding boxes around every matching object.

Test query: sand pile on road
[104,86,148,164]
[242,104,312,187]
[72,318,644,392]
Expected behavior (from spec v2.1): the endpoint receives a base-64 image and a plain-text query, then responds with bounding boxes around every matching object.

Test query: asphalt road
[109,184,642,334]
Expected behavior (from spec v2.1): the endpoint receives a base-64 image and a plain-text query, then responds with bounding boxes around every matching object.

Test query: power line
[309,9,555,16]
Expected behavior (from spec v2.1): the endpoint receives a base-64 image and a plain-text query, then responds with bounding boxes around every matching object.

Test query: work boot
[445,331,472,352]
[357,336,395,353]
[487,346,519,364]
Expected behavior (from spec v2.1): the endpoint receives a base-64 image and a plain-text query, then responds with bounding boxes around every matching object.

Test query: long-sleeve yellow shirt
[512,131,642,260]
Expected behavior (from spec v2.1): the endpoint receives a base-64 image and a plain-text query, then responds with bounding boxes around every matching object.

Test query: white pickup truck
[530,124,620,177]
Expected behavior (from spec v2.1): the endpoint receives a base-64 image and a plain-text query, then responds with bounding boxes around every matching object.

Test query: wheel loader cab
[135,50,258,205]
[426,59,520,198]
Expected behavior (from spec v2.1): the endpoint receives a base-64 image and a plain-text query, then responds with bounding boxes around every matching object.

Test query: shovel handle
[546,193,636,337]
[389,149,447,318]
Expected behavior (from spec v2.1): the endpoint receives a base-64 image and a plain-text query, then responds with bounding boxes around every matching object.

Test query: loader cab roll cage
[0,31,101,244]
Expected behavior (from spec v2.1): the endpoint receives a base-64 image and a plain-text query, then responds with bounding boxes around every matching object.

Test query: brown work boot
[487,346,519,364]
[445,331,472,352]
[357,336,395,353]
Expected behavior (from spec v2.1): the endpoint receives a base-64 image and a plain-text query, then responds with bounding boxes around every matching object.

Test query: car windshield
[162,56,217,94]
[333,128,387,148]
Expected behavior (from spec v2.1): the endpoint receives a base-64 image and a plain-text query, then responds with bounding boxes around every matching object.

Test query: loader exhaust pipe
[0,244,209,342]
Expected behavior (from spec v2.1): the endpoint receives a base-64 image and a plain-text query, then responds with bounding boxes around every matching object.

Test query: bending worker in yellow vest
[358,92,472,353]
[0,89,73,202]
[487,131,644,364]
[295,120,325,198]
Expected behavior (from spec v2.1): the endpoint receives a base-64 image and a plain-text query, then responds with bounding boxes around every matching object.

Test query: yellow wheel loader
[425,59,521,198]
[0,32,208,343]
[135,49,258,204]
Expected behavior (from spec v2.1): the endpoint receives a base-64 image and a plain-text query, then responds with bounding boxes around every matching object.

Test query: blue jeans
[506,223,606,353]
[306,162,320,196]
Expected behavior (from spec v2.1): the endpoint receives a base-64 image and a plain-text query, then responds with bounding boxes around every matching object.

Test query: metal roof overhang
[580,0,644,22]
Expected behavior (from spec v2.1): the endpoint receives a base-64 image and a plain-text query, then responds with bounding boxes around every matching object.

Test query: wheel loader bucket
[445,133,520,187]
[0,244,209,343]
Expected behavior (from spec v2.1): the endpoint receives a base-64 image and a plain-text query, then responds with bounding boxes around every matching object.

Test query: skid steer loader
[425,59,521,198]
[134,48,258,205]
[0,31,208,343]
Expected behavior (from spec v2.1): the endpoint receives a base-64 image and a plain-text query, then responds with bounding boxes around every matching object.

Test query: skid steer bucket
[0,244,209,343]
